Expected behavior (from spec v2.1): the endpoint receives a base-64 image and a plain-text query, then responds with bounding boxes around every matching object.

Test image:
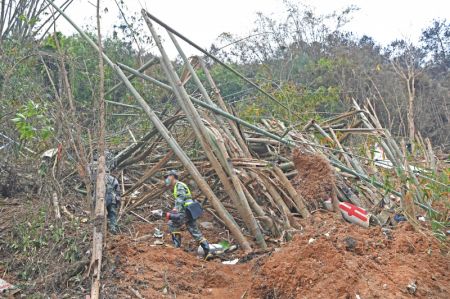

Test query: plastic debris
[406,281,417,294]
[308,238,316,244]
[153,240,164,245]
[323,199,334,211]
[339,202,370,228]
[153,228,164,238]
[150,209,163,217]
[222,258,239,265]
[394,214,407,222]
[41,148,58,159]
[197,244,224,256]
[0,278,16,294]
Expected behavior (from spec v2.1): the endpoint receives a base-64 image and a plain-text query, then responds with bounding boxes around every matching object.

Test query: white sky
[56,0,450,56]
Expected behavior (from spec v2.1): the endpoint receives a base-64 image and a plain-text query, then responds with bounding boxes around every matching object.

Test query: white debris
[41,148,58,159]
[151,209,163,217]
[407,281,417,294]
[0,278,16,293]
[308,238,316,244]
[153,228,164,238]
[222,258,239,265]
[197,244,223,256]
[131,190,140,198]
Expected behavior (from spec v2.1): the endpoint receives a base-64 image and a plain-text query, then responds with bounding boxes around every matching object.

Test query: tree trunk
[407,76,416,152]
[90,1,106,298]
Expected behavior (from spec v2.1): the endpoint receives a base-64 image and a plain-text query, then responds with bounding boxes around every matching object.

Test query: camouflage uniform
[105,174,121,233]
[89,161,121,233]
[168,181,204,242]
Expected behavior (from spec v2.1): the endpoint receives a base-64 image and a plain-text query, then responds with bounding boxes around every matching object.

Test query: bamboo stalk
[144,15,253,250]
[106,57,157,96]
[272,166,310,218]
[141,9,290,111]
[124,150,174,196]
[45,0,250,251]
[197,57,251,157]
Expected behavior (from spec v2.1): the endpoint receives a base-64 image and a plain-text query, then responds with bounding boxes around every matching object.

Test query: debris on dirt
[339,202,370,228]
[104,223,252,298]
[344,236,357,252]
[250,213,450,299]
[407,281,418,295]
[222,259,239,265]
[0,278,18,294]
[200,221,214,230]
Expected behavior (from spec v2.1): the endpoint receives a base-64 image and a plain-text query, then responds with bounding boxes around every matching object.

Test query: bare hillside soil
[103,214,449,299]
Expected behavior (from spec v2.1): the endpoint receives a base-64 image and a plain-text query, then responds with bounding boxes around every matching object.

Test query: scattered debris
[222,259,239,265]
[153,228,164,238]
[407,281,418,294]
[339,202,370,228]
[0,278,17,294]
[343,236,357,252]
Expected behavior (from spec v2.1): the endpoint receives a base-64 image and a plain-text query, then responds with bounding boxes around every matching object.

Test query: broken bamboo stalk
[144,15,255,251]
[272,166,310,218]
[52,192,61,219]
[197,57,251,157]
[141,9,290,111]
[106,57,157,96]
[46,0,251,251]
[124,150,174,196]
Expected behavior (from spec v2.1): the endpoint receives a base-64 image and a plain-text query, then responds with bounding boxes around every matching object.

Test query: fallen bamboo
[144,15,254,250]
[149,16,261,249]
[106,57,158,96]
[46,0,251,251]
[272,166,310,218]
[124,150,174,196]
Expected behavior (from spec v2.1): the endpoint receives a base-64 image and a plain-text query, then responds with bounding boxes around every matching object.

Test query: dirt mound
[291,148,336,208]
[250,213,450,299]
[104,223,252,298]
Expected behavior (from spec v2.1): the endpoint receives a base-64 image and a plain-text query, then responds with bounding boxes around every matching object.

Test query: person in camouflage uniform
[104,173,120,234]
[89,151,121,234]
[164,170,211,259]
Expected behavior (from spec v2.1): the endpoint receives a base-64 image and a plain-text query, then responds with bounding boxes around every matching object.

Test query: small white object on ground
[197,244,223,256]
[0,278,16,293]
[222,258,239,265]
[151,209,163,217]
[308,238,316,244]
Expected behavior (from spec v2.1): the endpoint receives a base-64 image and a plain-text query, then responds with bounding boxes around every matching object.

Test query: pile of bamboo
[48,0,437,254]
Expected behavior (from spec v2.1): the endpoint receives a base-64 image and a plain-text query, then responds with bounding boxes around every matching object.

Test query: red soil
[291,148,336,209]
[251,213,450,299]
[104,213,449,298]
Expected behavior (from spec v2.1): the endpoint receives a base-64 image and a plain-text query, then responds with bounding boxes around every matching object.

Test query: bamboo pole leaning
[145,13,263,249]
[45,0,251,253]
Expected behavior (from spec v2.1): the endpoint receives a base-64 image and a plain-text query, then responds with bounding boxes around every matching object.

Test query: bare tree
[0,0,73,43]
[389,40,424,150]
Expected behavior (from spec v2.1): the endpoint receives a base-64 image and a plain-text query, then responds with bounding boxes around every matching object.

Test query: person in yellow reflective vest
[164,170,211,259]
